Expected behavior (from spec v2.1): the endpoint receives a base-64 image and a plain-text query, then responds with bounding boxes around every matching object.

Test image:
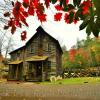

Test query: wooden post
[42,61,44,81]
[16,65,18,80]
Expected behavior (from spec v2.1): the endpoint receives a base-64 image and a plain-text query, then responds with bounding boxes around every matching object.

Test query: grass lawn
[41,77,100,85]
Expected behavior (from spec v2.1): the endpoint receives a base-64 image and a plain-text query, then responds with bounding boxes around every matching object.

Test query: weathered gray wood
[8,26,63,81]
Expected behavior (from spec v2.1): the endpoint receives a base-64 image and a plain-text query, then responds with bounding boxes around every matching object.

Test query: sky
[25,16,88,50]
[19,3,94,50]
[0,0,95,57]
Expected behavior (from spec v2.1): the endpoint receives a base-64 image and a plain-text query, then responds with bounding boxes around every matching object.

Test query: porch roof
[25,56,48,62]
[8,60,22,65]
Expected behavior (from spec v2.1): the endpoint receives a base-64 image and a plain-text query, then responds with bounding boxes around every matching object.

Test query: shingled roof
[10,26,63,54]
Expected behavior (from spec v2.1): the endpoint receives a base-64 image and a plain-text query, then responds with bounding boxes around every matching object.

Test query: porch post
[42,61,44,81]
[8,64,11,80]
[16,65,18,80]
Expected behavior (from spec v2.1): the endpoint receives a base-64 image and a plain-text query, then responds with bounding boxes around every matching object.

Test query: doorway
[35,62,42,81]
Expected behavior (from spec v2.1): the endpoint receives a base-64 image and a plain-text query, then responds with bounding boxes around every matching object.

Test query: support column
[42,61,43,81]
[42,61,45,81]
[16,65,18,80]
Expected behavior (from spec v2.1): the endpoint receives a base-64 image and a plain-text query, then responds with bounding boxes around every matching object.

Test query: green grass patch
[41,77,100,85]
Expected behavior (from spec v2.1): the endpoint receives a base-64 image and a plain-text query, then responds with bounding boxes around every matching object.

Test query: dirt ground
[0,82,100,100]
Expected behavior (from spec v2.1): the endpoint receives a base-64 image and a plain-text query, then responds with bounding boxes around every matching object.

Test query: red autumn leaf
[22,11,28,17]
[23,0,29,8]
[21,31,27,40]
[11,25,16,34]
[66,0,69,5]
[15,20,19,26]
[23,0,29,4]
[13,1,21,19]
[45,0,50,8]
[33,0,40,7]
[54,13,62,21]
[20,5,28,17]
[19,14,28,26]
[64,13,69,23]
[13,9,19,19]
[20,6,24,12]
[69,48,77,61]
[55,4,62,11]
[37,13,47,22]
[81,0,92,15]
[11,1,14,6]
[19,23,22,28]
[4,25,9,30]
[36,3,44,14]
[15,20,22,28]
[8,20,12,27]
[8,18,15,27]
[73,18,78,24]
[23,2,29,8]
[14,1,21,12]
[28,6,34,15]
[73,19,77,24]
[4,12,10,17]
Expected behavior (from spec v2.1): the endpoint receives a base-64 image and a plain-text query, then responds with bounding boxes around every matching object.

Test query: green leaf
[63,0,66,7]
[68,4,75,11]
[51,0,57,4]
[93,0,100,16]
[89,7,94,17]
[79,19,90,30]
[86,25,91,36]
[60,0,63,7]
[90,21,99,37]
[63,5,68,11]
[92,28,99,37]
[73,0,77,7]
[75,9,81,19]
[73,0,81,7]
[96,17,100,28]
[91,24,99,37]
[69,11,74,23]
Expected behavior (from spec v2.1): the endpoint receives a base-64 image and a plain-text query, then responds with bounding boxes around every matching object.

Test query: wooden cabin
[8,26,63,81]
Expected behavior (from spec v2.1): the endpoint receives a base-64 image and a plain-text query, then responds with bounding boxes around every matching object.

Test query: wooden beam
[16,65,18,80]
[42,61,44,81]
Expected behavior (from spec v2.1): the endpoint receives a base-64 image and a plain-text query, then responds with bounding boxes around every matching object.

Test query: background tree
[62,36,100,70]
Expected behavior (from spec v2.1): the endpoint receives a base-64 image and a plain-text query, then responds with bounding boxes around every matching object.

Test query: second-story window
[17,52,20,58]
[48,44,51,51]
[30,45,34,53]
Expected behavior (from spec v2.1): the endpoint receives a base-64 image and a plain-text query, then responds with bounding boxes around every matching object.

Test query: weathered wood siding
[24,32,57,73]
[9,26,63,81]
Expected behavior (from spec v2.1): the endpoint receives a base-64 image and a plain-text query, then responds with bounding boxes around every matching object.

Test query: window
[30,45,34,53]
[29,63,32,72]
[17,52,20,57]
[30,43,35,53]
[48,44,51,51]
[44,43,51,52]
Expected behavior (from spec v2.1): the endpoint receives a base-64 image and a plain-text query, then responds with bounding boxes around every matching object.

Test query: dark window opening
[29,63,32,72]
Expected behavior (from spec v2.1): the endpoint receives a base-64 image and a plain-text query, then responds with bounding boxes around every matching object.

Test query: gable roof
[10,26,63,54]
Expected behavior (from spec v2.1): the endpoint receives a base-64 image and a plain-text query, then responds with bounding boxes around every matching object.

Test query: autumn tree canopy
[62,37,100,69]
[3,0,100,40]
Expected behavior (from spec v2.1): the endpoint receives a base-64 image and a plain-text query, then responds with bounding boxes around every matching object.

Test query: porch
[25,56,49,82]
[8,60,23,81]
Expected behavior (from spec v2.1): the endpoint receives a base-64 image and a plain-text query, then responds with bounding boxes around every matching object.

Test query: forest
[62,37,100,77]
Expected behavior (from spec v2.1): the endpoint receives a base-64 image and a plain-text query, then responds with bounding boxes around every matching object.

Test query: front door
[36,62,42,81]
[17,63,23,80]
[27,62,42,81]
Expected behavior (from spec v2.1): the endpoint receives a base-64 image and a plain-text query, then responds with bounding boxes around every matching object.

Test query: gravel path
[0,82,100,100]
